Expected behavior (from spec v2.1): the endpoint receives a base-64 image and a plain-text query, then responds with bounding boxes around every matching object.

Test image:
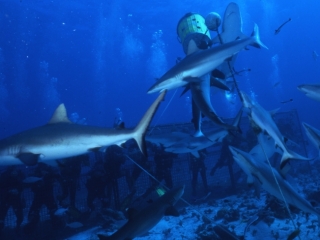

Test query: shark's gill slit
[258,137,301,239]
[149,88,178,135]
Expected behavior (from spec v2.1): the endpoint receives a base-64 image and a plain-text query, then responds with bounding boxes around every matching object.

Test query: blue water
[0,0,320,138]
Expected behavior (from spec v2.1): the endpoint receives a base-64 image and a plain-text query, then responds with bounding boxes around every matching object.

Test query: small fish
[281,98,293,104]
[66,222,84,228]
[313,51,319,61]
[54,207,69,216]
[23,176,42,184]
[273,81,281,88]
[275,18,291,35]
[287,229,300,240]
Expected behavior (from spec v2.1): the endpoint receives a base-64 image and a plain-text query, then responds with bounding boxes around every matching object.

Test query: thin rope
[125,153,240,239]
[257,136,300,239]
[215,29,243,103]
[148,88,178,135]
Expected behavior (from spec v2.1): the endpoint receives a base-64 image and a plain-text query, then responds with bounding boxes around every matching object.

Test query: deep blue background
[0,0,319,139]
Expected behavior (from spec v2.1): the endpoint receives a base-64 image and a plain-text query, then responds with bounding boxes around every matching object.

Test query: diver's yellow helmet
[177,13,211,54]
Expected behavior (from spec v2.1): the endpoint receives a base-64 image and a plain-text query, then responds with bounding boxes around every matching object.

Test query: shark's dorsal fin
[48,104,71,124]
[191,151,200,158]
[187,40,199,55]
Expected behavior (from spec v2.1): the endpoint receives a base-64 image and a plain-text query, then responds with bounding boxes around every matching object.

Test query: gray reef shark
[147,23,267,94]
[211,2,246,79]
[146,130,216,157]
[229,146,320,225]
[97,185,184,240]
[297,84,320,102]
[0,91,166,166]
[249,132,282,160]
[189,73,240,131]
[241,91,311,169]
[164,127,229,157]
[186,5,247,134]
[148,109,242,157]
[302,122,320,157]
[146,131,191,148]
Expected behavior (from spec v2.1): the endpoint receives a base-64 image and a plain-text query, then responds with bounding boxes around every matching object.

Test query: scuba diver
[57,154,89,210]
[86,160,108,212]
[176,4,247,135]
[176,12,224,135]
[210,135,238,191]
[103,145,127,210]
[189,149,209,198]
[0,166,25,236]
[138,144,177,200]
[24,163,63,235]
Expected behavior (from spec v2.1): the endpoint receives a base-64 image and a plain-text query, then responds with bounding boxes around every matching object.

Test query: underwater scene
[0,0,320,239]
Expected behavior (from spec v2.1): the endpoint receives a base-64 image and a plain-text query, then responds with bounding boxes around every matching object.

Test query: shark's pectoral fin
[180,85,190,96]
[88,147,101,152]
[164,206,179,217]
[211,69,225,79]
[17,153,41,166]
[119,143,127,148]
[225,56,233,62]
[191,151,200,158]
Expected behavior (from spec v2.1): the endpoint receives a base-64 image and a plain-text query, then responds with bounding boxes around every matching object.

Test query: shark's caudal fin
[231,108,243,134]
[280,149,313,169]
[250,23,268,50]
[133,91,166,156]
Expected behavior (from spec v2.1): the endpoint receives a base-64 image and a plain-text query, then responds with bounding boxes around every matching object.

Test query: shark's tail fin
[133,91,166,157]
[231,108,243,134]
[280,149,313,169]
[251,23,268,50]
